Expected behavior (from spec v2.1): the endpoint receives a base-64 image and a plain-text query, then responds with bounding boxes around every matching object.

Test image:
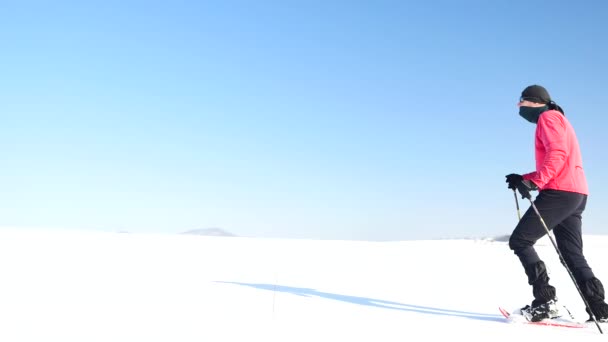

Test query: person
[505,84,608,322]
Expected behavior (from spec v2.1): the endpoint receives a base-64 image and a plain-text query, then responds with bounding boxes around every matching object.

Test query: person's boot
[519,261,562,322]
[521,299,562,322]
[587,302,608,322]
[582,278,608,322]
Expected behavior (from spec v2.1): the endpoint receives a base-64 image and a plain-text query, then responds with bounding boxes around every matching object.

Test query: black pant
[509,190,595,286]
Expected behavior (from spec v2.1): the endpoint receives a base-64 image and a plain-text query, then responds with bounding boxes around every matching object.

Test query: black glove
[505,174,523,190]
[505,174,537,199]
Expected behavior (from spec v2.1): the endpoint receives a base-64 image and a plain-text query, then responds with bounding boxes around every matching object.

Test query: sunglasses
[519,96,544,103]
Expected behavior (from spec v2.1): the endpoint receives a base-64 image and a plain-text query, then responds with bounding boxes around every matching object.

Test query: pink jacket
[522,110,588,195]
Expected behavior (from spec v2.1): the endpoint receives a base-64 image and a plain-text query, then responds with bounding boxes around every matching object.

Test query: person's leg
[554,195,608,320]
[552,195,593,283]
[509,190,582,305]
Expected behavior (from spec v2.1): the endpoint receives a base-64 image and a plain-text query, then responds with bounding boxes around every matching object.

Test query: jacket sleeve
[522,113,568,188]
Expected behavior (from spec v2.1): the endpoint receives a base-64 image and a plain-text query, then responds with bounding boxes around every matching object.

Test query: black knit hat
[520,85,551,104]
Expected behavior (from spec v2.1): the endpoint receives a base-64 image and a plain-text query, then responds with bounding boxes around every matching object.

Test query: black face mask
[519,105,548,124]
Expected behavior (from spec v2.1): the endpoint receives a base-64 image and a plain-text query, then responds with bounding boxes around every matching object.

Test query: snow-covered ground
[0,228,606,341]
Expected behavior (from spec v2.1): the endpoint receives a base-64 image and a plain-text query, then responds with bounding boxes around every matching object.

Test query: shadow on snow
[216,281,504,323]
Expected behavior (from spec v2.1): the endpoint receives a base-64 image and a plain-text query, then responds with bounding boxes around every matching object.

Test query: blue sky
[1,1,607,240]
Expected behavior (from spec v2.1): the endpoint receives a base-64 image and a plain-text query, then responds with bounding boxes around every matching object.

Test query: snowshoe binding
[520,299,571,322]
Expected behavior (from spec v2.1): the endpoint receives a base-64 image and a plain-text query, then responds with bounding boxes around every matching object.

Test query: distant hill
[492,234,511,242]
[181,228,236,237]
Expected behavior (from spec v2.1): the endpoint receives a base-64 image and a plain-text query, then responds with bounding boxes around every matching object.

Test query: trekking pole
[526,197,603,334]
[513,189,521,220]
